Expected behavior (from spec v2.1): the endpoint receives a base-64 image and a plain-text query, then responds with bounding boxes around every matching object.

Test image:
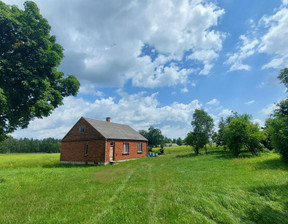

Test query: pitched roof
[84,117,148,141]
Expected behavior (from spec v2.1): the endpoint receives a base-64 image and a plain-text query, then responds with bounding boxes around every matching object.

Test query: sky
[4,0,288,139]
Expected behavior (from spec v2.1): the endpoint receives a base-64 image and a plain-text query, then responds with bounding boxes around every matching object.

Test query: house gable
[62,117,105,142]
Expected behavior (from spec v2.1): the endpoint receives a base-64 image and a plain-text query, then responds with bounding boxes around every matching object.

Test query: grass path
[0,147,288,223]
[147,162,157,224]
[93,167,136,222]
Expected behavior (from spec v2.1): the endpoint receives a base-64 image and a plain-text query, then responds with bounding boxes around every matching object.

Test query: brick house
[60,117,148,165]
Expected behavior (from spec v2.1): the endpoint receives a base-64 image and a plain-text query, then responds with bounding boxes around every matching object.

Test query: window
[138,143,142,153]
[84,144,88,156]
[79,126,86,133]
[123,143,129,154]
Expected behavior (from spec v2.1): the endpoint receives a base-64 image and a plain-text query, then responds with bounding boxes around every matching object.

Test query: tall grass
[0,147,287,223]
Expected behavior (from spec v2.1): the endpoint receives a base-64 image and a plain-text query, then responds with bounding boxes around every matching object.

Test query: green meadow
[0,146,288,224]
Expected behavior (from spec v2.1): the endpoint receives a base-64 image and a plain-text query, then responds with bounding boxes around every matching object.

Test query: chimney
[106,117,111,123]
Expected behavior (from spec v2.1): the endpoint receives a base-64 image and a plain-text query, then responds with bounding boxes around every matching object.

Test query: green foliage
[0,1,80,140]
[267,98,288,162]
[176,137,183,146]
[223,113,265,156]
[139,126,164,149]
[0,136,60,153]
[278,68,288,90]
[214,117,226,148]
[186,109,214,155]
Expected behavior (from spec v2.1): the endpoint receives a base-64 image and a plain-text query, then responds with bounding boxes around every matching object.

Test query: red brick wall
[62,117,104,142]
[106,140,147,162]
[60,140,106,163]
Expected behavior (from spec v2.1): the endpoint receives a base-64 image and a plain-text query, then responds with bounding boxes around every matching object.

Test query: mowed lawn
[0,147,288,224]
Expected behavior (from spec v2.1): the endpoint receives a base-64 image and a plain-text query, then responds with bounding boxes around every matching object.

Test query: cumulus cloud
[4,0,225,89]
[259,6,288,69]
[12,92,203,139]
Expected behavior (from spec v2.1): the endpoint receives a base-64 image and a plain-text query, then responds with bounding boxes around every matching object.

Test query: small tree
[186,109,214,155]
[215,117,226,148]
[176,137,183,146]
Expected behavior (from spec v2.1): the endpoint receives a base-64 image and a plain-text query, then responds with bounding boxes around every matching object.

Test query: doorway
[109,142,114,161]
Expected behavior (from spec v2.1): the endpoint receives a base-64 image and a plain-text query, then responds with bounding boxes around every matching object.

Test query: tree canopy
[139,126,164,149]
[278,68,288,91]
[0,1,80,140]
[223,113,264,156]
[185,109,214,155]
[213,117,226,148]
[266,98,288,162]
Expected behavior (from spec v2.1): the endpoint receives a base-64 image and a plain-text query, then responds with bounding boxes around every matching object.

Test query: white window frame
[137,143,143,153]
[123,143,129,154]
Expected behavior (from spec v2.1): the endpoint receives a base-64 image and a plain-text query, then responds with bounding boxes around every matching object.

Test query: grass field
[0,146,288,224]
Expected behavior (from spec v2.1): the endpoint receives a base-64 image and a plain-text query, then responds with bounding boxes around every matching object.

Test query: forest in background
[0,137,60,153]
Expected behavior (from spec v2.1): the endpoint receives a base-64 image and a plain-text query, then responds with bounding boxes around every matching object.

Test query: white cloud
[259,103,277,116]
[224,35,259,72]
[245,100,255,105]
[79,83,104,97]
[218,109,233,117]
[187,50,219,74]
[259,6,288,69]
[206,98,220,106]
[225,3,288,71]
[3,0,225,88]
[12,92,202,139]
[181,88,189,93]
[253,119,264,128]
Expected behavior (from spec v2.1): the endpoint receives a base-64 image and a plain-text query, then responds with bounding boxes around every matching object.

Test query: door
[109,142,114,161]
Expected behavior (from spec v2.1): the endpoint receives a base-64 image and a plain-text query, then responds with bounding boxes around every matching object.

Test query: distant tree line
[0,136,61,153]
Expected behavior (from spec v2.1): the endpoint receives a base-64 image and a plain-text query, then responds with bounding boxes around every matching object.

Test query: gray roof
[84,117,147,141]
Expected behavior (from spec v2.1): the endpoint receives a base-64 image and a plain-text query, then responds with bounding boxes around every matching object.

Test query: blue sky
[4,0,288,139]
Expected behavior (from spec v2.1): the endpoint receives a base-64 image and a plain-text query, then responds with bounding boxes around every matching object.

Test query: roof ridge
[82,117,147,141]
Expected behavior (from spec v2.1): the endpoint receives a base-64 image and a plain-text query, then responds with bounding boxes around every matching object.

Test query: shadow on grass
[255,157,288,171]
[175,150,234,159]
[175,153,198,158]
[43,163,101,168]
[253,203,288,224]
[248,183,288,223]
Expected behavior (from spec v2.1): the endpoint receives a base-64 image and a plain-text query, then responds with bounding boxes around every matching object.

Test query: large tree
[185,109,214,155]
[139,126,164,150]
[0,1,80,140]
